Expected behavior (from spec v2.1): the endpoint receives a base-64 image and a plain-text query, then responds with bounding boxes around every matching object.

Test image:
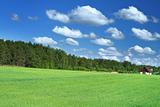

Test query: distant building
[140,66,153,75]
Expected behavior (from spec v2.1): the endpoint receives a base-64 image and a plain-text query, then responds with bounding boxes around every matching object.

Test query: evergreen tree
[0,39,158,74]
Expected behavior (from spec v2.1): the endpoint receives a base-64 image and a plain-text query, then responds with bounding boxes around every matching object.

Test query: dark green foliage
[0,39,159,73]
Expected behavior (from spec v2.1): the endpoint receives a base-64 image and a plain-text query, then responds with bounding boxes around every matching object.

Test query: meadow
[0,66,160,107]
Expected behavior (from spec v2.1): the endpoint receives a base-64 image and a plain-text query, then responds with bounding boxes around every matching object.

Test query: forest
[0,39,160,74]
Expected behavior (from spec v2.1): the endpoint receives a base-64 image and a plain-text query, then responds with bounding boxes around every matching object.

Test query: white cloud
[89,32,97,39]
[53,26,96,38]
[98,47,122,61]
[11,13,19,21]
[123,55,160,66]
[106,27,124,39]
[28,16,38,21]
[66,38,79,46]
[33,36,57,46]
[123,45,159,66]
[98,47,122,56]
[132,27,160,41]
[73,48,86,52]
[151,16,159,23]
[79,55,89,59]
[92,38,113,46]
[46,10,70,23]
[73,48,92,53]
[129,45,155,55]
[46,5,114,26]
[53,26,82,38]
[73,48,93,56]
[124,56,131,62]
[82,32,97,39]
[132,58,142,65]
[132,57,160,66]
[116,6,148,24]
[72,48,95,59]
[101,56,120,61]
[69,5,114,26]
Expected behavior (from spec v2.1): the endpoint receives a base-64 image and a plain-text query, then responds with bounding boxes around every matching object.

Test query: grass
[0,66,160,107]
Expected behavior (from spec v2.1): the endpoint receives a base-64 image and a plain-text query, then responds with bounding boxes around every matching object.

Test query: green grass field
[0,66,160,107]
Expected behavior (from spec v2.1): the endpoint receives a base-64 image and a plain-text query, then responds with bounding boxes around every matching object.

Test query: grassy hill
[0,66,160,107]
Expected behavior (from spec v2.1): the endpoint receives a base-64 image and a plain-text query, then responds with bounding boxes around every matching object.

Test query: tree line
[0,39,160,74]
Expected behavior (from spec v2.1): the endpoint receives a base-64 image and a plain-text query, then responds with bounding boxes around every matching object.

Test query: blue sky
[0,0,160,66]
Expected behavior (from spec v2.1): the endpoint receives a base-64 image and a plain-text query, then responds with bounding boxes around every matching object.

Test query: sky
[0,0,160,66]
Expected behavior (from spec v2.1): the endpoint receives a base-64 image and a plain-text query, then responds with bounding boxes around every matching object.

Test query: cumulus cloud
[11,13,19,21]
[73,48,86,52]
[129,45,155,55]
[102,56,120,61]
[88,33,97,39]
[53,26,96,38]
[79,55,89,59]
[53,26,82,38]
[123,54,160,66]
[73,48,93,56]
[72,48,94,59]
[115,6,148,24]
[124,56,131,62]
[98,47,122,61]
[69,5,114,26]
[132,27,160,41]
[92,38,113,46]
[132,57,160,66]
[28,16,38,21]
[122,45,159,66]
[33,36,57,46]
[46,5,114,26]
[66,38,79,46]
[46,10,70,23]
[132,58,142,65]
[151,16,159,23]
[98,47,122,56]
[106,27,124,39]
